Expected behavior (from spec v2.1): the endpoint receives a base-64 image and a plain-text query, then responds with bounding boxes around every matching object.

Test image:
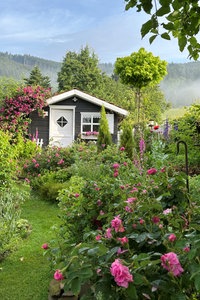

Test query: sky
[0,0,194,64]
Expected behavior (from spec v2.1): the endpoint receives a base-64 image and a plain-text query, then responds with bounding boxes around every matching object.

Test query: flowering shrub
[0,85,51,138]
[21,145,75,180]
[44,143,200,299]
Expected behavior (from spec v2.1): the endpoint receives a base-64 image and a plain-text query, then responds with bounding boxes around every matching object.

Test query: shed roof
[47,89,128,116]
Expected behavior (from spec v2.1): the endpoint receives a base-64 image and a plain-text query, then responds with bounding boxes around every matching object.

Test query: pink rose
[113,163,120,169]
[41,243,49,249]
[110,259,133,288]
[105,228,112,239]
[95,235,101,241]
[54,270,64,281]
[125,197,137,204]
[161,252,184,276]
[117,237,129,245]
[168,234,176,242]
[139,219,145,225]
[152,216,160,224]
[111,215,125,233]
[183,246,190,252]
[147,168,157,175]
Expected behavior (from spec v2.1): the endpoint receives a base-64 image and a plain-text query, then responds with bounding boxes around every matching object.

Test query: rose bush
[44,142,200,299]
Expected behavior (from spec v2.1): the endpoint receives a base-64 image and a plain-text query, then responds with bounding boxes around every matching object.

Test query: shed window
[81,113,100,138]
[81,112,114,139]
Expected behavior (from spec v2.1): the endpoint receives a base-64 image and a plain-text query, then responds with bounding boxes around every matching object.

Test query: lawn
[0,196,60,300]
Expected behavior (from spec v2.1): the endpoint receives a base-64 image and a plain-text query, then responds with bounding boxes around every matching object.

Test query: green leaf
[194,275,200,291]
[141,19,153,38]
[125,0,137,11]
[133,273,146,285]
[156,5,171,17]
[162,22,175,31]
[178,36,187,52]
[171,292,187,300]
[126,283,138,299]
[71,277,81,295]
[161,33,171,40]
[149,34,157,44]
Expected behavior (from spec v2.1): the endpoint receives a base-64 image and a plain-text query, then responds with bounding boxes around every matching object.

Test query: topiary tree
[114,48,167,123]
[97,106,112,151]
[119,119,135,159]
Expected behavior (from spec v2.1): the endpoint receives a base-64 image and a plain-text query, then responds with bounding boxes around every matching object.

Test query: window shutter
[106,114,114,134]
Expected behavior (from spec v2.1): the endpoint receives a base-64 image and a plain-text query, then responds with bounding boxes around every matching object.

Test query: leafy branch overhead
[124,0,200,60]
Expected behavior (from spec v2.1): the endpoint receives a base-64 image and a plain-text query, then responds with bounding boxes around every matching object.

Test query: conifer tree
[120,120,134,159]
[24,66,51,89]
[97,106,112,151]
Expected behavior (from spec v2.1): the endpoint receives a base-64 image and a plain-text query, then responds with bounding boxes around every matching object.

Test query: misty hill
[0,52,200,107]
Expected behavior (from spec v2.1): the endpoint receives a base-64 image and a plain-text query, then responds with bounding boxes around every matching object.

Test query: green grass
[0,197,60,300]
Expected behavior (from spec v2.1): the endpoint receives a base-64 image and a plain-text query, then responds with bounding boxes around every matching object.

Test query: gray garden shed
[29,89,128,147]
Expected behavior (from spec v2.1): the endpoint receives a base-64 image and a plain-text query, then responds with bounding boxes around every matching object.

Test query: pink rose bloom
[142,189,147,194]
[114,171,119,177]
[168,234,176,242]
[161,252,184,276]
[111,216,125,233]
[97,199,102,206]
[117,237,129,245]
[120,147,125,151]
[163,208,172,215]
[95,235,102,241]
[113,163,120,169]
[125,197,137,204]
[41,243,49,249]
[74,193,80,198]
[147,168,157,175]
[105,227,112,239]
[152,216,160,224]
[130,187,138,193]
[54,270,64,281]
[124,206,133,212]
[110,259,133,288]
[139,219,145,225]
[123,162,128,166]
[183,246,190,252]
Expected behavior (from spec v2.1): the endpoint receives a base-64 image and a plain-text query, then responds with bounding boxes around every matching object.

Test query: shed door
[50,108,74,147]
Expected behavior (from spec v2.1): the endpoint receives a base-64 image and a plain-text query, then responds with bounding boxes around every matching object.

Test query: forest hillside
[0,52,200,107]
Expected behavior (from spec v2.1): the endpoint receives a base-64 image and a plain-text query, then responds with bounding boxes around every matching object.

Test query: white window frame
[80,112,114,139]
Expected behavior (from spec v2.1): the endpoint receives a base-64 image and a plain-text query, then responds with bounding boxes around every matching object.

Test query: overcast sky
[0,0,193,64]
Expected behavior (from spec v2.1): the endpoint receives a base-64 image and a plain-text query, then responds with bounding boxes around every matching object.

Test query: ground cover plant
[43,138,200,299]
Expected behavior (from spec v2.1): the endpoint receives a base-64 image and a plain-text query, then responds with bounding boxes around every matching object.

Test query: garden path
[0,197,60,300]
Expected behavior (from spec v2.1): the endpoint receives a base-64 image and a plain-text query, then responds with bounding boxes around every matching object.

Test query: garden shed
[29,89,128,147]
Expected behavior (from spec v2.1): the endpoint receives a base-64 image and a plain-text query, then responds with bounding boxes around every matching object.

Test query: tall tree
[57,46,103,93]
[124,0,200,60]
[114,48,167,122]
[24,66,51,89]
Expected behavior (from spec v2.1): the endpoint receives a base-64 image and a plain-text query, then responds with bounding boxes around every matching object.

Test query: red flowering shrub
[0,86,51,138]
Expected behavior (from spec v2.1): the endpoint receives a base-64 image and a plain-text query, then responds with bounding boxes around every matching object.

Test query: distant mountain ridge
[0,52,200,107]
